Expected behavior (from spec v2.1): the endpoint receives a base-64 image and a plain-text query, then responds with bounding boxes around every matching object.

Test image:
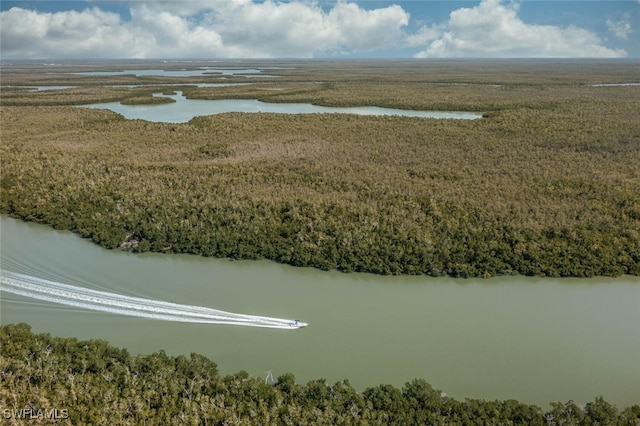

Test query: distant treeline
[1,62,639,278]
[1,323,638,425]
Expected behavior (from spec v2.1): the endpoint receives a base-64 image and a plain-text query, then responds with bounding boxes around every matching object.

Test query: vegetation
[1,323,638,425]
[1,60,639,277]
[120,94,176,106]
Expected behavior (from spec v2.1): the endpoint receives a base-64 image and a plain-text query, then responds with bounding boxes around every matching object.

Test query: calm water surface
[81,91,483,123]
[1,216,638,407]
[68,67,278,77]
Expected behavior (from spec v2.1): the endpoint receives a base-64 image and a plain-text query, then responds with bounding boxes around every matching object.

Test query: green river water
[1,215,638,407]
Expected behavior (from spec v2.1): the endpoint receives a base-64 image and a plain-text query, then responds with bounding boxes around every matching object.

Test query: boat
[289,319,308,328]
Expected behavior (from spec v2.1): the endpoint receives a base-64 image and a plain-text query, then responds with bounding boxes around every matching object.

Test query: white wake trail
[0,270,307,329]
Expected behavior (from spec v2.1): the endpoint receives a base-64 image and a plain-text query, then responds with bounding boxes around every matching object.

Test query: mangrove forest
[1,60,639,277]
[1,323,639,425]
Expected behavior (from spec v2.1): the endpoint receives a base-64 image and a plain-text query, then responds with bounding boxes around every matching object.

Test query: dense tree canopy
[1,61,639,278]
[1,323,638,425]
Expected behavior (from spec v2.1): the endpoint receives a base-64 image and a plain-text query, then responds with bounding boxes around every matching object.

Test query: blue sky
[1,1,638,58]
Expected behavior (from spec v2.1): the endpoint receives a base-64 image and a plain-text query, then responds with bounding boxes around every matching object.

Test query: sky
[1,1,639,59]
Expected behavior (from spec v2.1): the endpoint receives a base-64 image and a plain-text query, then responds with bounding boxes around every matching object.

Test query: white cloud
[327,2,409,51]
[406,24,445,47]
[606,14,632,40]
[414,0,626,58]
[0,1,409,59]
[1,0,628,59]
[197,1,341,57]
[0,7,133,58]
[131,0,220,17]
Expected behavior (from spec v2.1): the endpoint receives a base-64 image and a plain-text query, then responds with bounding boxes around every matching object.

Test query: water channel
[81,91,483,123]
[67,67,281,77]
[1,216,638,407]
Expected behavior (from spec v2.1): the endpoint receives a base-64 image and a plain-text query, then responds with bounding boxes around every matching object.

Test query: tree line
[1,323,638,425]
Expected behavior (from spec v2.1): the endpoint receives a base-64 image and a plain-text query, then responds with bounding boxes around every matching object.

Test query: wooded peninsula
[1,60,639,277]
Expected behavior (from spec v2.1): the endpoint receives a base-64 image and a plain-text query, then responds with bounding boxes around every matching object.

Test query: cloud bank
[0,1,408,58]
[0,0,627,59]
[413,0,626,58]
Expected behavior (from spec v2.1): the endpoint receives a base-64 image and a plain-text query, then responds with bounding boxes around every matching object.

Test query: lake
[68,67,280,77]
[1,215,638,408]
[81,91,483,123]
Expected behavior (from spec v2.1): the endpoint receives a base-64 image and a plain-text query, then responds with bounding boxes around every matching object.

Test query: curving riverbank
[2,215,639,407]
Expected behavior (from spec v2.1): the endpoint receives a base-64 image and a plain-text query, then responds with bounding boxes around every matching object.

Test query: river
[0,215,638,407]
[80,91,483,123]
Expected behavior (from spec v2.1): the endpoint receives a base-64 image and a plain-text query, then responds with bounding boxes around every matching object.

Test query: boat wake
[0,270,307,329]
